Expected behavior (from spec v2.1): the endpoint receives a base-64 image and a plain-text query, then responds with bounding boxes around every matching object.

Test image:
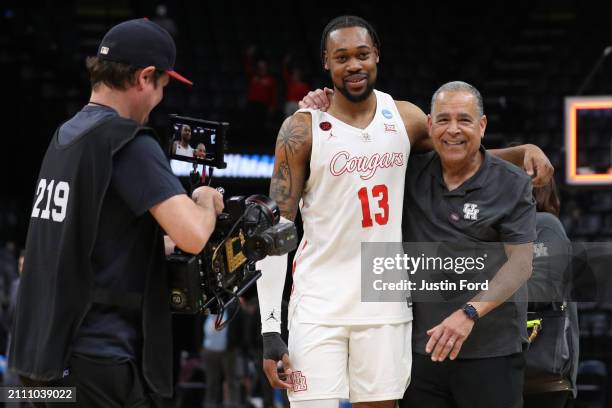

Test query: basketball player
[256,15,552,408]
[172,124,194,157]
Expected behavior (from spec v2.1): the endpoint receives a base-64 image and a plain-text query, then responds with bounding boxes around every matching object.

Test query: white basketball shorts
[287,313,412,403]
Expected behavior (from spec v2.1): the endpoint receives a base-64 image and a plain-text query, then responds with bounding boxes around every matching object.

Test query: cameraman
[9,19,222,407]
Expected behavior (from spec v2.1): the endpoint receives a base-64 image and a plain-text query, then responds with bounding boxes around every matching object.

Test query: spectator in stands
[282,55,310,117]
[201,303,246,408]
[524,178,579,407]
[244,46,278,145]
[246,56,277,114]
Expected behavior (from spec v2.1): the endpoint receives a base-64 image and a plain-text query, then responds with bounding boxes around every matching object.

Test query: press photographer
[9,19,223,407]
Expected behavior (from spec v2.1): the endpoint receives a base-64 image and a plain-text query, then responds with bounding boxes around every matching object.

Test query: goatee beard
[336,80,375,103]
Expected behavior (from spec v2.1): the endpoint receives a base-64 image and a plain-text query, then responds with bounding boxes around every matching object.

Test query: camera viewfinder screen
[168,115,228,176]
[169,120,216,164]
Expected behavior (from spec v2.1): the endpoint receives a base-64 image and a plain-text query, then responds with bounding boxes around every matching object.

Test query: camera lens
[245,195,280,225]
[244,233,274,262]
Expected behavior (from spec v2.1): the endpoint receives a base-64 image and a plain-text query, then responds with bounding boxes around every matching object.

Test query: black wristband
[262,332,288,361]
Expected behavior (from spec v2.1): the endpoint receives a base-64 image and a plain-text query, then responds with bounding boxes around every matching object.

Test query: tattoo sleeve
[269,114,311,221]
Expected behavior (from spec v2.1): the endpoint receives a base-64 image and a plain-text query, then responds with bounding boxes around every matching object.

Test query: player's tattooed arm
[395,100,431,152]
[269,112,312,221]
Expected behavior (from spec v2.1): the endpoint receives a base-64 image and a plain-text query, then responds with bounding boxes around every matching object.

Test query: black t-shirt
[403,146,536,359]
[59,105,184,361]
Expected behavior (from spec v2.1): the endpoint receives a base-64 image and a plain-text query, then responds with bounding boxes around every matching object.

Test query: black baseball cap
[97,18,192,86]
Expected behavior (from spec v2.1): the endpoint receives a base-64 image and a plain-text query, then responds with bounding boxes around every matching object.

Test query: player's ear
[374,48,380,63]
[323,51,329,71]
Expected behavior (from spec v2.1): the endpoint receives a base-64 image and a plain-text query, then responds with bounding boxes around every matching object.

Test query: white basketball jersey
[290,90,412,325]
[175,143,194,157]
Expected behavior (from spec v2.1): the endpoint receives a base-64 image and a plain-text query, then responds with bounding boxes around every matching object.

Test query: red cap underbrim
[167,70,193,86]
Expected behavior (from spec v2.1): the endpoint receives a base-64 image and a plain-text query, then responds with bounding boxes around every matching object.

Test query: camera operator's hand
[262,332,293,389]
[192,186,224,215]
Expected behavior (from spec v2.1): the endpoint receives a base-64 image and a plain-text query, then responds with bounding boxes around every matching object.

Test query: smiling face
[428,90,487,166]
[195,143,206,158]
[324,26,379,103]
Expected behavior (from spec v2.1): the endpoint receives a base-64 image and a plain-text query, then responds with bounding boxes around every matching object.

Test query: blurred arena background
[1,1,612,407]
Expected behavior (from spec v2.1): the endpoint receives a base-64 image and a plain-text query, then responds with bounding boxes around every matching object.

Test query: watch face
[463,304,478,320]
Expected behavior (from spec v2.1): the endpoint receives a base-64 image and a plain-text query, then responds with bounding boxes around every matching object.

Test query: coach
[401,81,536,408]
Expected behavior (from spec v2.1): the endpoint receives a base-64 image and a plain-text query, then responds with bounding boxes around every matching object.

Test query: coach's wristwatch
[461,303,479,322]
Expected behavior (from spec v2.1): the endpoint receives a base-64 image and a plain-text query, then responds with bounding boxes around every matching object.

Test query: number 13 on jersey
[357,184,389,228]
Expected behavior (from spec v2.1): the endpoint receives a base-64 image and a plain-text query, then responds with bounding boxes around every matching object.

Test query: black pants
[401,352,525,408]
[20,354,153,408]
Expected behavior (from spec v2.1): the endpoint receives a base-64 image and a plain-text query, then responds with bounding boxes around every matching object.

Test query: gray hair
[430,81,484,116]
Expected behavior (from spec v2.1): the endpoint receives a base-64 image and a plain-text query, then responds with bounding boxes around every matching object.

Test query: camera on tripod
[165,115,298,323]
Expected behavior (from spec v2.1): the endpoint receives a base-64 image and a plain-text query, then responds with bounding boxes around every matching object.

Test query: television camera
[166,115,298,327]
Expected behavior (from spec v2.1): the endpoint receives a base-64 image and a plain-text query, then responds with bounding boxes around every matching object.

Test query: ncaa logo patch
[382,109,393,119]
[100,46,110,55]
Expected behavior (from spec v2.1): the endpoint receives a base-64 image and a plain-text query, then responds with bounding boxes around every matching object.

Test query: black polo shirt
[403,146,536,359]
